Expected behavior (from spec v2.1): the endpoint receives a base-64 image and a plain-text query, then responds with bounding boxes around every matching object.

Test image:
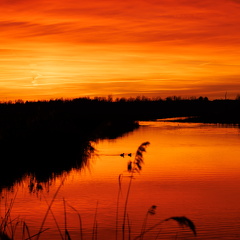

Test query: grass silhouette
[0,142,197,240]
[118,142,196,240]
[121,141,150,240]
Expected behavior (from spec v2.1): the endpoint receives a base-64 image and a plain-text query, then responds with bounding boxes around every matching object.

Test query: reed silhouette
[121,142,150,240]
[0,142,197,240]
[116,142,196,240]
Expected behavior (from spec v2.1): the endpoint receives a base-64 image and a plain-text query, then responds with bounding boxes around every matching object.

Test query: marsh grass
[140,205,157,240]
[117,142,196,240]
[66,203,83,240]
[0,193,49,240]
[0,191,19,240]
[35,177,66,240]
[121,142,150,240]
[92,201,99,240]
[0,142,197,240]
[44,196,64,240]
[133,216,196,239]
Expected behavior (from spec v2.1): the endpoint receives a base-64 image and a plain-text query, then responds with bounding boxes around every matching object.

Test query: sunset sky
[1,0,240,101]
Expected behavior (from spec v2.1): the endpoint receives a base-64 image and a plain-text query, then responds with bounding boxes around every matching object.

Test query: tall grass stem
[67,203,83,240]
[36,176,66,240]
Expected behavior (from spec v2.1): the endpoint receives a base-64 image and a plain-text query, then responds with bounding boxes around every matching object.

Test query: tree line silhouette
[0,95,239,190]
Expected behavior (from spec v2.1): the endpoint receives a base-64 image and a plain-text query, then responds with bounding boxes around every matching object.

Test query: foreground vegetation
[0,142,197,240]
[1,96,238,239]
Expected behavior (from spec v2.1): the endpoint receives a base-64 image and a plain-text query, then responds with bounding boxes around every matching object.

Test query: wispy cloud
[1,0,240,45]
[1,0,240,100]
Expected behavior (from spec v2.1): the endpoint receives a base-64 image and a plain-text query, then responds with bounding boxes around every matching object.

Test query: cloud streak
[1,0,240,100]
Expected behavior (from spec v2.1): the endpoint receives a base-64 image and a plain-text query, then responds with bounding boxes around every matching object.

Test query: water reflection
[1,121,240,239]
[0,119,138,192]
[0,140,94,193]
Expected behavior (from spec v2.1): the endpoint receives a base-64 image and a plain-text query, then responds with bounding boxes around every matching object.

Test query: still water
[1,120,240,239]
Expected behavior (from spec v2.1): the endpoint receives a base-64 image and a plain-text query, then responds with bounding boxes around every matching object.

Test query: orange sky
[1,0,240,101]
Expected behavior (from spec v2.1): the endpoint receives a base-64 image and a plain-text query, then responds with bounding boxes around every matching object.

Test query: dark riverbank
[0,99,140,190]
[1,96,240,124]
[0,97,239,190]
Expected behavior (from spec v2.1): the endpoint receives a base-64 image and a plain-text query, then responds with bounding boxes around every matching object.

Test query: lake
[1,120,240,239]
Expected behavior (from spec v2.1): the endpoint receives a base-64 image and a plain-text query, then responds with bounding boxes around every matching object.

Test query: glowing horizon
[1,0,240,101]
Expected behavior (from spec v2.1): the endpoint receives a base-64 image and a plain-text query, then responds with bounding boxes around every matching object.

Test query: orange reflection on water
[1,121,240,239]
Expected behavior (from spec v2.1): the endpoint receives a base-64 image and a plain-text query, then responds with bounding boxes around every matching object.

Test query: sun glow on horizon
[1,0,240,101]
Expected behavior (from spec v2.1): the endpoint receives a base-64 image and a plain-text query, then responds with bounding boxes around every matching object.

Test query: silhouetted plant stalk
[92,201,99,240]
[122,142,150,240]
[67,203,83,240]
[63,198,72,240]
[127,213,131,240]
[0,142,197,240]
[165,216,196,237]
[22,222,32,240]
[134,216,196,239]
[140,205,157,240]
[0,191,19,240]
[36,176,66,240]
[43,196,64,240]
[0,191,51,240]
[25,228,50,240]
[116,174,123,240]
